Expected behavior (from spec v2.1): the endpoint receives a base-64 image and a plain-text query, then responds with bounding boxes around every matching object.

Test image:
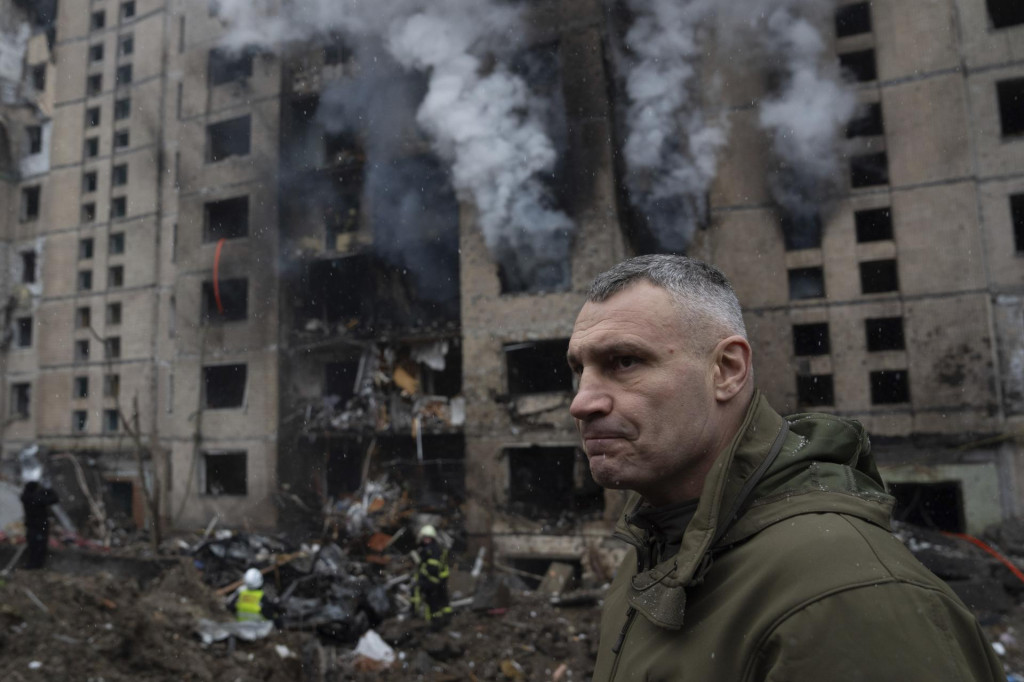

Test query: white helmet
[243,567,263,590]
[22,466,42,484]
[418,524,437,541]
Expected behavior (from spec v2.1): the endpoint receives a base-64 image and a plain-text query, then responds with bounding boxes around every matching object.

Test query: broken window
[855,207,893,242]
[846,102,884,138]
[107,302,122,325]
[116,65,132,86]
[114,98,131,121]
[505,339,573,395]
[870,369,910,404]
[89,43,104,62]
[796,374,834,407]
[850,152,889,188]
[119,35,134,57]
[83,171,98,193]
[104,409,120,433]
[78,270,93,291]
[203,364,247,408]
[106,480,135,523]
[865,316,905,351]
[987,0,1024,28]
[104,374,120,398]
[208,47,253,86]
[26,125,42,154]
[75,339,91,362]
[74,376,89,399]
[889,481,965,532]
[323,36,352,65]
[111,196,127,218]
[324,361,359,403]
[112,163,128,186]
[30,63,45,91]
[90,10,105,31]
[21,251,36,283]
[76,307,91,329]
[779,211,822,250]
[204,196,249,241]
[835,2,871,37]
[114,130,130,149]
[82,203,96,223]
[108,265,124,288]
[10,383,30,419]
[79,238,94,260]
[85,137,99,158]
[109,232,125,254]
[105,337,121,360]
[206,116,251,162]
[16,316,32,347]
[997,78,1024,137]
[838,49,877,83]
[120,1,135,22]
[859,258,899,294]
[1013,194,1024,252]
[420,343,462,397]
[506,446,603,518]
[72,410,88,432]
[788,266,825,300]
[793,323,830,356]
[202,451,247,496]
[87,74,103,96]
[202,278,248,322]
[20,186,40,222]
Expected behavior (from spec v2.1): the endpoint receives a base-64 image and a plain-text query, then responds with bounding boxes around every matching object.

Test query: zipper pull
[612,606,636,654]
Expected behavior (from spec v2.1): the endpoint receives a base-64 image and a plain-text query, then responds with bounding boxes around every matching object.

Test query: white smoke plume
[213,0,572,293]
[613,0,727,253]
[613,0,857,251]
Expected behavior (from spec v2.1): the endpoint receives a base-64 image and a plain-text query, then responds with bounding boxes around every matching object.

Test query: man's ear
[712,336,752,402]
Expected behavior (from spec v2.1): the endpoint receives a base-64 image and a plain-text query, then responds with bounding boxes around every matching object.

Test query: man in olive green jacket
[567,255,1002,682]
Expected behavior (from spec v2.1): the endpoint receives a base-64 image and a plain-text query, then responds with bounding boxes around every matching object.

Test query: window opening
[111,196,127,218]
[835,3,871,37]
[504,339,573,394]
[206,116,251,162]
[21,251,36,283]
[838,49,877,82]
[997,78,1024,137]
[87,74,102,96]
[82,203,96,223]
[114,98,131,120]
[79,238,94,260]
[204,196,249,241]
[83,171,98,193]
[788,266,825,300]
[26,125,42,154]
[112,163,128,185]
[104,409,120,432]
[859,259,899,294]
[846,102,883,138]
[870,369,910,404]
[108,265,124,288]
[74,376,89,399]
[1013,194,1024,253]
[793,323,830,356]
[73,410,88,432]
[203,364,247,408]
[107,302,122,325]
[506,446,604,518]
[16,316,32,347]
[115,64,132,85]
[324,361,359,404]
[105,337,121,359]
[208,47,254,85]
[76,307,91,329]
[10,383,30,418]
[21,186,40,221]
[79,270,94,291]
[203,451,247,495]
[865,317,905,351]
[987,0,1024,28]
[850,152,889,188]
[854,207,892,242]
[89,43,104,62]
[104,374,120,398]
[75,339,91,362]
[889,481,965,533]
[109,232,125,254]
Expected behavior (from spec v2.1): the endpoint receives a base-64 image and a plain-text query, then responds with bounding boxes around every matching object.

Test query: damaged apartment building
[0,0,1023,580]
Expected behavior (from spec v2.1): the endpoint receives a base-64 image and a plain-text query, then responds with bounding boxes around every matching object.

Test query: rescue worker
[20,466,58,570]
[411,524,451,628]
[228,567,277,623]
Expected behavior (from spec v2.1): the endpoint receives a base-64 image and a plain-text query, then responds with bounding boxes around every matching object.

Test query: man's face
[567,282,722,505]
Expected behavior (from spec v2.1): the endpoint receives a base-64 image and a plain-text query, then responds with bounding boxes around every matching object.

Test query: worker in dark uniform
[20,467,58,569]
[412,524,452,629]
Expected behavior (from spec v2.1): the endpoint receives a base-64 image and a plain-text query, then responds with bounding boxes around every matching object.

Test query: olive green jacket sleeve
[753,583,1004,682]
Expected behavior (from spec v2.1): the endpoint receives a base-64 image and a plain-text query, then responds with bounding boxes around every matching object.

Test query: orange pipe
[213,238,225,314]
[942,531,1024,585]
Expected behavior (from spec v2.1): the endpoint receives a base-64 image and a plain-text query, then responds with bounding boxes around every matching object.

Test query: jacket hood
[613,391,895,630]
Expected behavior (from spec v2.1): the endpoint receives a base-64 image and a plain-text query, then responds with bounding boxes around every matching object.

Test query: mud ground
[0,547,1022,681]
[0,556,600,682]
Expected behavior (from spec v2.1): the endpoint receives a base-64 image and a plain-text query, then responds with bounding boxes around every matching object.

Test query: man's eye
[614,356,639,370]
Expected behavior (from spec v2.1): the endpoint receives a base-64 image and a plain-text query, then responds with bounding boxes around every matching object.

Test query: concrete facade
[0,0,1021,557]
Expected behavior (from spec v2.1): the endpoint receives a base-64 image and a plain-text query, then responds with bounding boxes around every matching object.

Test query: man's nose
[570,370,612,421]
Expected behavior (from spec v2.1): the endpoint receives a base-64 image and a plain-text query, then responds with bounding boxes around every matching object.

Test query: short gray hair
[587,255,747,344]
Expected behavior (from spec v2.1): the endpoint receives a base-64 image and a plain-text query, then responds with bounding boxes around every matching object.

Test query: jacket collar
[612,391,893,630]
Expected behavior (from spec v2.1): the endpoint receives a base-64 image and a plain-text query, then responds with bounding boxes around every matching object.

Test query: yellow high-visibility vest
[236,588,265,621]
